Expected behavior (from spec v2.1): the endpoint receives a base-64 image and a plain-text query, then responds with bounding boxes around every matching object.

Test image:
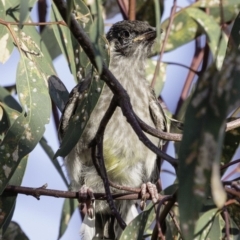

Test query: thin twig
[151,191,177,240]
[175,46,204,115]
[221,159,240,171]
[136,114,182,142]
[151,0,177,88]
[223,208,230,240]
[162,61,200,75]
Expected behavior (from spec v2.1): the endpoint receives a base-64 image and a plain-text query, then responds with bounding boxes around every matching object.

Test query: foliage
[0,0,240,239]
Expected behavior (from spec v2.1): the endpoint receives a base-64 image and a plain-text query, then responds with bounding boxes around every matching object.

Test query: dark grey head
[106,20,157,57]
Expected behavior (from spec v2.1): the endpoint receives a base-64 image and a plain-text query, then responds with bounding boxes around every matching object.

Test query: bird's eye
[119,30,130,39]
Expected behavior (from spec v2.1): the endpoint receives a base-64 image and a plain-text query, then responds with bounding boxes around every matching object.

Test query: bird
[59,20,167,239]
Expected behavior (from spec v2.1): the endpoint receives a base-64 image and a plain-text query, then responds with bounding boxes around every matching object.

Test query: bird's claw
[140,182,159,210]
[79,185,95,218]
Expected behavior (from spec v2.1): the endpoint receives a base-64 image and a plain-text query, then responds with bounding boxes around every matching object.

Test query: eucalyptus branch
[151,0,177,88]
[53,0,178,168]
[3,184,169,201]
[152,192,177,240]
[222,208,230,240]
[129,0,136,20]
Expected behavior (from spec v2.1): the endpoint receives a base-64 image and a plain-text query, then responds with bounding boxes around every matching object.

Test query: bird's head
[106,20,157,58]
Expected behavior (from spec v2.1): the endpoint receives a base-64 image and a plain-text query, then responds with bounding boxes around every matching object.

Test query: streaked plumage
[59,20,166,239]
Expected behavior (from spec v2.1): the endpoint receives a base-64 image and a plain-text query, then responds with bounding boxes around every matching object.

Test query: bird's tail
[80,201,138,239]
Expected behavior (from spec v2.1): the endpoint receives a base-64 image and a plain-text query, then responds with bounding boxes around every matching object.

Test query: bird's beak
[133,29,162,42]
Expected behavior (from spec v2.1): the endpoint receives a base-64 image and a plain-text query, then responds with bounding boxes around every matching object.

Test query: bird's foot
[79,185,95,218]
[140,182,159,210]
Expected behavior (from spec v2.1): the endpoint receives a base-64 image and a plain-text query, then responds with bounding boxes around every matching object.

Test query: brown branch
[128,0,136,20]
[37,0,48,32]
[162,61,200,75]
[90,97,126,229]
[53,0,178,168]
[221,159,240,171]
[223,208,230,240]
[151,191,177,240]
[136,114,182,142]
[151,0,177,88]
[137,116,240,143]
[225,187,240,199]
[175,47,204,115]
[3,184,169,201]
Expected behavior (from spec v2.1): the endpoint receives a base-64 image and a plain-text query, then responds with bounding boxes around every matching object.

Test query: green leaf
[185,7,227,69]
[0,156,28,230]
[206,213,224,240]
[55,72,105,158]
[3,221,29,240]
[0,87,22,112]
[89,0,104,73]
[136,0,164,26]
[39,137,69,187]
[51,2,78,83]
[228,10,240,49]
[158,1,240,54]
[178,46,240,239]
[145,60,166,96]
[55,39,109,158]
[0,1,14,64]
[228,204,240,231]
[228,216,240,239]
[19,0,31,27]
[50,0,94,82]
[119,204,155,240]
[41,26,62,60]
[48,75,69,113]
[0,55,51,194]
[194,208,218,239]
[58,198,78,239]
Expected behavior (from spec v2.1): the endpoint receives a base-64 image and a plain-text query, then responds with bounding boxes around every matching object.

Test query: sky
[0,0,229,239]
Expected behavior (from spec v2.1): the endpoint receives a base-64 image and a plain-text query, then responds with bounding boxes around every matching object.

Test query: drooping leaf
[158,0,240,54]
[205,213,224,239]
[39,137,69,187]
[0,87,22,112]
[48,75,70,113]
[41,25,62,60]
[145,60,166,96]
[58,198,78,239]
[89,0,104,73]
[178,45,240,239]
[0,55,51,194]
[55,39,109,158]
[0,156,28,231]
[3,221,29,240]
[185,7,227,70]
[0,104,28,229]
[136,0,164,27]
[0,0,14,64]
[119,204,155,240]
[194,208,219,239]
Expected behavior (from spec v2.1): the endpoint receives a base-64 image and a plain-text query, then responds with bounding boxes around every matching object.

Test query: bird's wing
[149,88,167,183]
[58,75,91,140]
[149,88,167,144]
